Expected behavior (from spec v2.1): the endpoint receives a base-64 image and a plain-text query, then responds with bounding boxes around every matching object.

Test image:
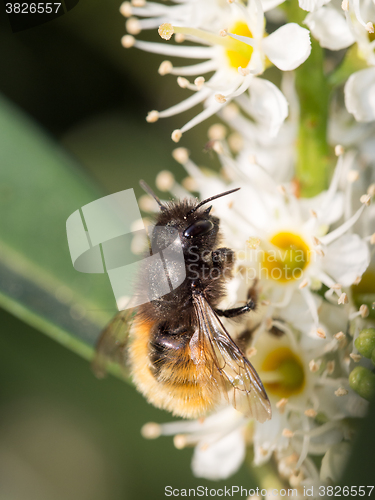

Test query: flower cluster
[119,0,375,496]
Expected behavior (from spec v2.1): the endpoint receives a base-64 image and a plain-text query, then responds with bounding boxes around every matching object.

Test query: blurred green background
[0,2,374,499]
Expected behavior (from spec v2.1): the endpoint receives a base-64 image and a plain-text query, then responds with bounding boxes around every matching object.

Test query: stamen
[349,353,362,362]
[194,76,205,89]
[368,184,375,196]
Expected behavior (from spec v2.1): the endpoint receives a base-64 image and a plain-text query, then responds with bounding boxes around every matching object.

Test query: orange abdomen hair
[128,319,220,418]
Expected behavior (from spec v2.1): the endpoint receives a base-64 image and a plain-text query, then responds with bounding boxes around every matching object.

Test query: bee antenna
[185,187,240,218]
[139,180,167,211]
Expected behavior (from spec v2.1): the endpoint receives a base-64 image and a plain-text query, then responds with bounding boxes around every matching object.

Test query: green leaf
[0,94,117,362]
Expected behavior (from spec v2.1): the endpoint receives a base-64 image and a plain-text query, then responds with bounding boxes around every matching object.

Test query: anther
[366,22,374,33]
[347,170,359,183]
[341,0,349,11]
[327,360,335,374]
[282,428,294,438]
[208,124,227,140]
[338,293,348,305]
[141,422,161,439]
[316,328,326,339]
[156,170,174,191]
[158,60,172,75]
[121,34,135,48]
[299,279,308,289]
[350,353,362,362]
[368,184,375,196]
[360,194,371,205]
[146,110,159,123]
[335,387,348,396]
[334,331,345,341]
[172,129,182,143]
[120,2,132,17]
[335,144,344,155]
[238,67,250,76]
[126,17,141,34]
[194,76,205,89]
[177,76,189,88]
[309,359,321,372]
[360,304,369,318]
[276,398,288,414]
[158,23,174,40]
[215,94,227,103]
[172,147,189,164]
[304,408,317,418]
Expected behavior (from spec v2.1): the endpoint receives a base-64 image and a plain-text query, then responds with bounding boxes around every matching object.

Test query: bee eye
[184,219,214,238]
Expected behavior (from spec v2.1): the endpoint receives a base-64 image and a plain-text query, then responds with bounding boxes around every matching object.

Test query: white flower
[304,4,355,50]
[121,0,311,140]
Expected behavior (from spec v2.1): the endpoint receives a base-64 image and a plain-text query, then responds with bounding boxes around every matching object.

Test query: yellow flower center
[225,21,254,69]
[261,347,305,398]
[262,231,310,283]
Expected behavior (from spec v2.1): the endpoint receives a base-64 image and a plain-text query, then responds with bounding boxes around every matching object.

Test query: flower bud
[354,328,375,359]
[349,366,375,401]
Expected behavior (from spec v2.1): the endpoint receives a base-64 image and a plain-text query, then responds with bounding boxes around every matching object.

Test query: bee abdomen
[129,320,220,418]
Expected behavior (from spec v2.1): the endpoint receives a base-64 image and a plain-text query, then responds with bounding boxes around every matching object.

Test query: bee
[93,182,271,423]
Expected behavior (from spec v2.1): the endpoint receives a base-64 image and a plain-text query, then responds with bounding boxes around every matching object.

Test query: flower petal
[299,0,330,12]
[322,234,370,287]
[305,7,355,50]
[344,67,375,122]
[242,77,289,137]
[262,23,311,71]
[191,428,245,480]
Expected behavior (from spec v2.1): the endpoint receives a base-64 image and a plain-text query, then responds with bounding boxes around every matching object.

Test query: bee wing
[192,294,272,423]
[92,308,135,380]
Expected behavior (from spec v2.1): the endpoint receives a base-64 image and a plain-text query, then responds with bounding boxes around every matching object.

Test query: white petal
[191,428,245,480]
[320,442,351,483]
[261,0,285,12]
[299,0,330,12]
[305,7,355,50]
[344,68,375,122]
[262,23,311,71]
[246,77,289,137]
[322,234,370,287]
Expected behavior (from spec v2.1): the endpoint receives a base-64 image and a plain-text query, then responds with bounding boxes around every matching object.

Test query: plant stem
[282,0,333,197]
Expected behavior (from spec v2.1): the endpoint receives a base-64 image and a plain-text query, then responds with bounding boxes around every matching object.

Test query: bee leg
[215,299,255,318]
[211,247,235,268]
